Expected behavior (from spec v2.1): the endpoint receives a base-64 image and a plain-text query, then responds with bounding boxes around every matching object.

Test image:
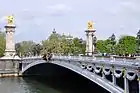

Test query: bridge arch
[22,60,123,93]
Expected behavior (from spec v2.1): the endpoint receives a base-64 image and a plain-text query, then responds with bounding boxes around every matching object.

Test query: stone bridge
[20,56,140,93]
[1,15,140,93]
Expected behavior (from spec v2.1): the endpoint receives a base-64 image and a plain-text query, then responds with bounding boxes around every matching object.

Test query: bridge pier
[0,58,21,77]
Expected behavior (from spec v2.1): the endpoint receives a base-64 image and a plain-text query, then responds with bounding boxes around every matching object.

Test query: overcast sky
[0,0,140,43]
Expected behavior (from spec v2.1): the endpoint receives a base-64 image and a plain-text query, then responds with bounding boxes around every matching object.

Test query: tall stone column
[85,21,96,56]
[4,25,16,57]
[1,15,20,59]
[0,15,21,76]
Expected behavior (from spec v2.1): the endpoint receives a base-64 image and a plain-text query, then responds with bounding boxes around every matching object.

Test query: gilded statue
[6,15,14,25]
[88,21,94,29]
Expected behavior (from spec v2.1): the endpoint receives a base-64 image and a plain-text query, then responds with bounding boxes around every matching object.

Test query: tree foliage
[0,29,137,57]
[41,32,86,55]
[116,36,136,55]
[15,41,42,57]
[0,31,5,57]
[96,34,116,54]
[96,40,106,53]
[96,35,136,56]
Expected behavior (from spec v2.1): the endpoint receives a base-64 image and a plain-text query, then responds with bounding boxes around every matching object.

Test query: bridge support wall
[0,59,21,77]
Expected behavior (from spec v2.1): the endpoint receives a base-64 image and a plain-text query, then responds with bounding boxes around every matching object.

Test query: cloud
[47,4,72,16]
[0,16,5,22]
[0,16,7,28]
[108,0,140,16]
[120,1,140,16]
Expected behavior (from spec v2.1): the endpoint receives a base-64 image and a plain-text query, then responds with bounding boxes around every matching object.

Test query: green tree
[0,31,6,57]
[96,39,113,54]
[15,42,21,56]
[104,39,113,54]
[116,36,136,55]
[15,41,37,57]
[42,32,62,54]
[96,40,105,53]
[96,34,117,55]
[41,32,86,55]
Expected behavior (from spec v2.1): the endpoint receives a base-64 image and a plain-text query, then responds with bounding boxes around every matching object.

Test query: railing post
[93,66,96,74]
[112,67,116,85]
[112,73,116,85]
[124,77,129,93]
[102,66,106,79]
[124,69,129,93]
[102,71,106,79]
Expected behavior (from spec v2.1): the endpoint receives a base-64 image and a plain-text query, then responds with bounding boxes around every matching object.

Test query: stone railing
[20,55,140,93]
[52,55,140,93]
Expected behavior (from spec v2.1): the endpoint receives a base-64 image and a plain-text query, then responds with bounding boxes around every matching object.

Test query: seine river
[0,77,66,93]
[0,76,109,93]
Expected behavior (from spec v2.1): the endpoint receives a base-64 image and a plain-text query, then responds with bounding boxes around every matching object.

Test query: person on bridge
[42,52,52,61]
[42,54,47,61]
[47,52,52,61]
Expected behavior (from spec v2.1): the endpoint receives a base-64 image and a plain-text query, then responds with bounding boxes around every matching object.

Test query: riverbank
[0,73,19,77]
[0,71,22,77]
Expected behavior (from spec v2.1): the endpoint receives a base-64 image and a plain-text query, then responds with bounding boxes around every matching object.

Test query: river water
[0,76,109,93]
[0,77,64,93]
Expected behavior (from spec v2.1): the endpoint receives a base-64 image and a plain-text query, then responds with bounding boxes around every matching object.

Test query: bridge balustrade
[21,55,140,93]
[51,55,140,93]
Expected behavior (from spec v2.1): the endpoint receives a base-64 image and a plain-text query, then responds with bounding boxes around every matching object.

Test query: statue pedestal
[0,16,21,76]
[4,50,16,57]
[3,24,16,58]
[85,29,96,56]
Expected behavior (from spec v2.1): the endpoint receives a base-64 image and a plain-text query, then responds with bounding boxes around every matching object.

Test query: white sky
[0,0,140,43]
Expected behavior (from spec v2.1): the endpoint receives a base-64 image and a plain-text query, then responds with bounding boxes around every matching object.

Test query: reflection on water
[0,76,110,93]
[0,77,61,93]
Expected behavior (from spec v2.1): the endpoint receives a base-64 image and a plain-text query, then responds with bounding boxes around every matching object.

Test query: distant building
[52,28,56,34]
